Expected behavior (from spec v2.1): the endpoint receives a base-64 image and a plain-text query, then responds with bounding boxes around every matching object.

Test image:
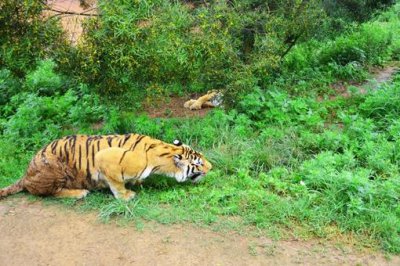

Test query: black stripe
[86,160,91,180]
[91,144,95,167]
[186,165,191,177]
[78,145,82,169]
[137,151,149,178]
[151,165,161,174]
[159,152,170,157]
[122,134,131,146]
[146,144,157,152]
[64,141,69,163]
[107,136,114,147]
[121,170,125,180]
[119,150,130,164]
[86,137,92,157]
[129,135,145,151]
[97,140,100,152]
[59,143,63,158]
[41,144,50,156]
[137,163,148,178]
[51,140,59,155]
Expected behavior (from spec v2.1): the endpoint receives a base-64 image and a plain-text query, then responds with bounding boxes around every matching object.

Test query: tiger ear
[173,139,182,146]
[173,154,184,167]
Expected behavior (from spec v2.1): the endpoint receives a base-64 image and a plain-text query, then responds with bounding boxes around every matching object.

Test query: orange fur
[184,91,219,110]
[0,134,212,201]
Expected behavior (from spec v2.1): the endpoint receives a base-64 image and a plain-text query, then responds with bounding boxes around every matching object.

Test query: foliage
[25,60,64,96]
[0,0,70,76]
[1,0,400,255]
[2,86,106,150]
[323,0,396,22]
[0,68,21,108]
[74,0,327,99]
[283,15,398,82]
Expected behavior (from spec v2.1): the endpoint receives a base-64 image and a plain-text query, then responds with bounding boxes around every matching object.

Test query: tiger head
[171,140,212,183]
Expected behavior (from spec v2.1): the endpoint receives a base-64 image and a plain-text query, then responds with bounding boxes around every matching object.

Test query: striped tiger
[0,134,212,201]
[184,90,223,110]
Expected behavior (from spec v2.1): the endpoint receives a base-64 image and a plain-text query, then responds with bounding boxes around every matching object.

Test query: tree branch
[280,33,303,60]
[44,7,99,17]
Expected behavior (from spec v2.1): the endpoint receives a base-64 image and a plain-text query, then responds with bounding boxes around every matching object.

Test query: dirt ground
[322,64,399,100]
[142,94,214,119]
[0,197,399,266]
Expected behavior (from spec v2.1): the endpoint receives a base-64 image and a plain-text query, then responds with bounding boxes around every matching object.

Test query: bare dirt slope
[1,197,399,266]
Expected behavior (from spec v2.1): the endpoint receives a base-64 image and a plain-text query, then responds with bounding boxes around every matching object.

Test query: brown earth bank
[0,197,399,266]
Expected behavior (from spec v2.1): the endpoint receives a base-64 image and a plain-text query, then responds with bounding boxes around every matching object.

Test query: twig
[45,7,99,17]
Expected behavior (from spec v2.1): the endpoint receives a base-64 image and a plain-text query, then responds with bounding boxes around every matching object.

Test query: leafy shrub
[323,0,396,22]
[25,60,64,96]
[0,1,69,76]
[76,0,239,95]
[238,88,325,128]
[319,23,392,66]
[73,0,329,101]
[0,68,20,108]
[2,89,106,149]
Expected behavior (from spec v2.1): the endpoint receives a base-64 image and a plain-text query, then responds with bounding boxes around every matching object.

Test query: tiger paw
[120,190,136,201]
[78,189,90,199]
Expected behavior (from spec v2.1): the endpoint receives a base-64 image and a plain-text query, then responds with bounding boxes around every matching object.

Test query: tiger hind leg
[23,153,81,198]
[54,189,89,199]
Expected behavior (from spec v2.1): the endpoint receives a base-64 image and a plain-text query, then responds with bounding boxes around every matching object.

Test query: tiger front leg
[95,147,138,201]
[103,175,136,201]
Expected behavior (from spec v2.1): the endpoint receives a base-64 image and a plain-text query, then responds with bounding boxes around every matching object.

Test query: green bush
[238,88,325,128]
[25,60,64,96]
[0,68,20,108]
[0,1,69,76]
[2,88,106,149]
[73,0,329,100]
[319,23,392,66]
[323,0,396,22]
[76,0,240,96]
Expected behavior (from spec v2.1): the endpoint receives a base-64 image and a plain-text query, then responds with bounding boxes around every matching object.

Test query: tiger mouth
[190,173,203,182]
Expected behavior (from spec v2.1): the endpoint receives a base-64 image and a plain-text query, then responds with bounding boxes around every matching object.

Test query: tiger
[0,134,212,201]
[184,90,223,110]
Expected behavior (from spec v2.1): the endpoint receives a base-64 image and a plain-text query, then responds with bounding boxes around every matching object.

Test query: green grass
[1,73,400,253]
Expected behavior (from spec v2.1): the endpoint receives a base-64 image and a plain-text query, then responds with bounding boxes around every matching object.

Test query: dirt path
[1,197,399,266]
[371,65,398,83]
[328,64,399,99]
